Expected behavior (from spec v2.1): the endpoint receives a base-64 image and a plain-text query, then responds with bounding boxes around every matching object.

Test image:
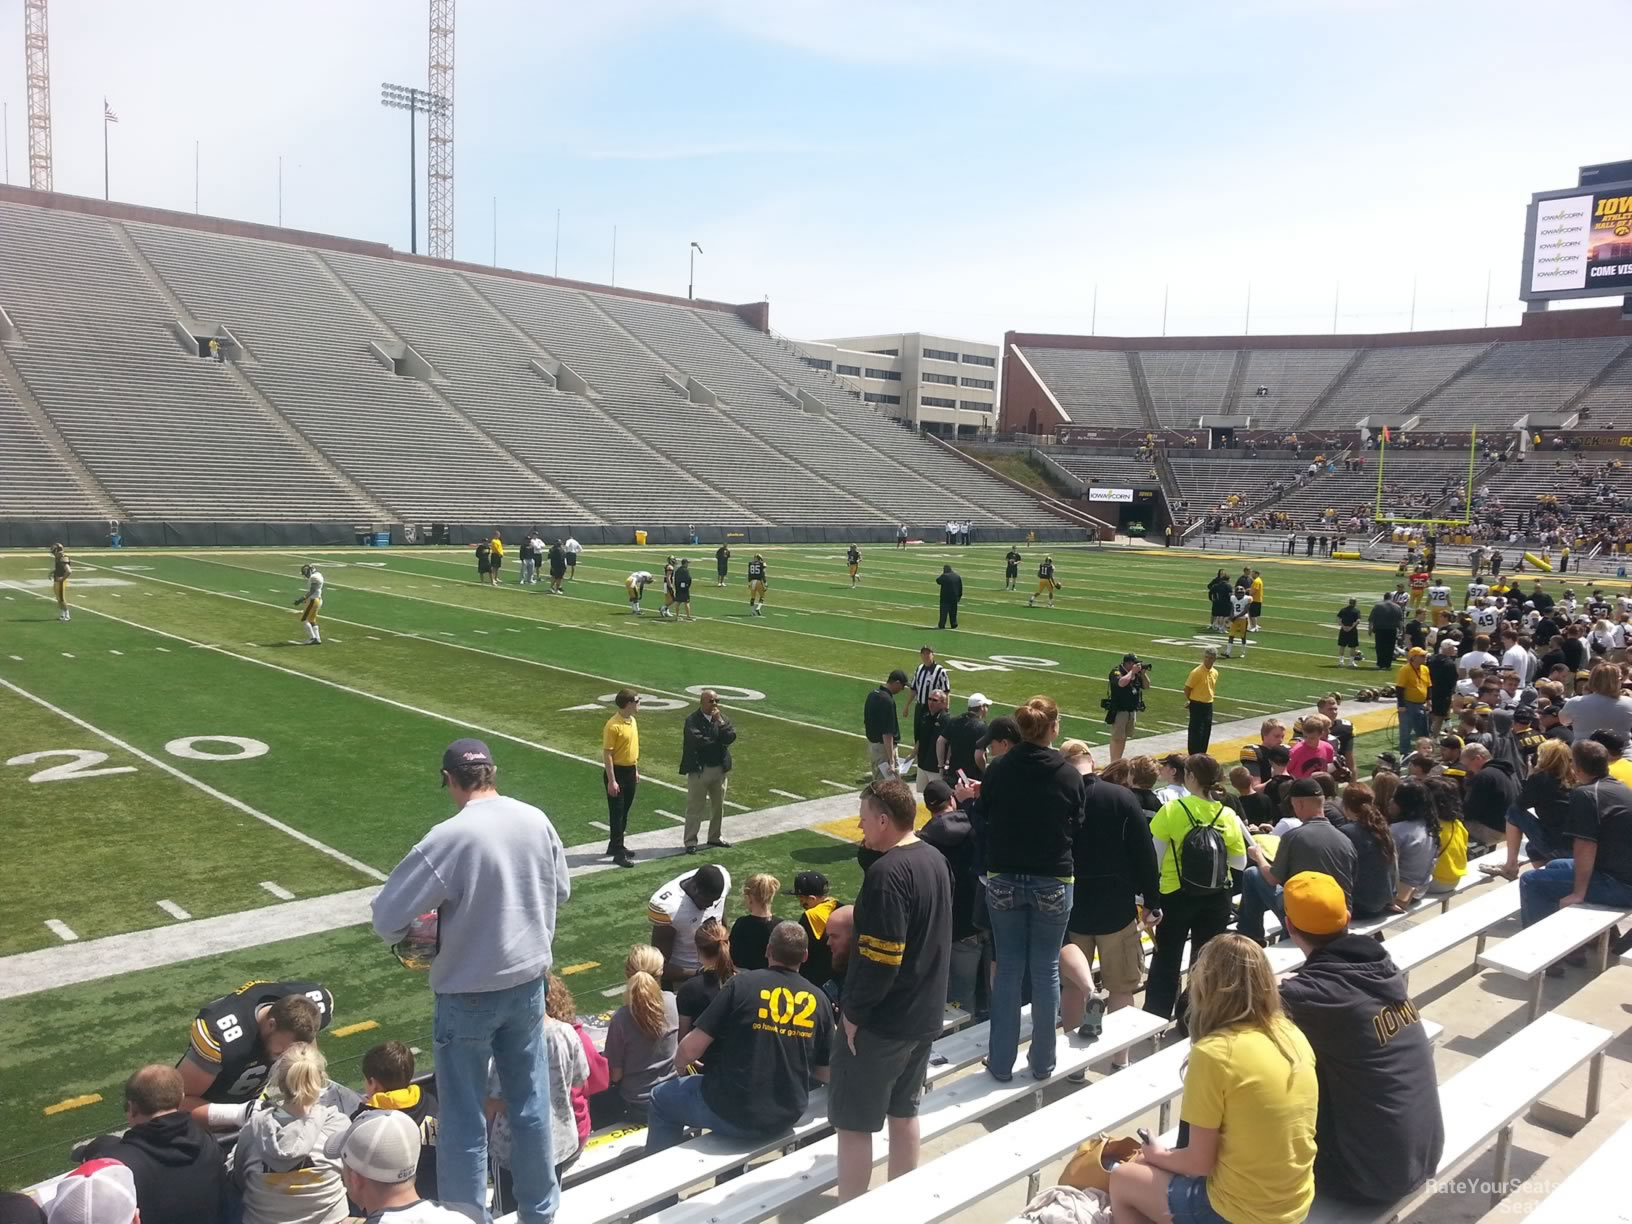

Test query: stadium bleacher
[1414,338,1631,427]
[1012,346,1142,429]
[1138,349,1235,424]
[0,194,1073,533]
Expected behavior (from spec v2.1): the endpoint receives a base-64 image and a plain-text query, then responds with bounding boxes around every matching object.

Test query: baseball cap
[1513,707,1535,724]
[1288,777,1322,799]
[441,738,493,777]
[919,644,934,653]
[978,715,1022,749]
[47,1160,137,1224]
[966,692,991,710]
[1122,653,1141,664]
[923,778,955,808]
[322,1109,421,1185]
[1408,646,1427,658]
[793,871,829,897]
[1439,734,1464,750]
[887,668,909,685]
[1283,872,1349,936]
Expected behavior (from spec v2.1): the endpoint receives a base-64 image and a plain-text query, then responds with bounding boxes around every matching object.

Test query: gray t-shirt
[1561,693,1632,740]
[1392,820,1436,894]
[605,992,678,1114]
[1272,818,1357,901]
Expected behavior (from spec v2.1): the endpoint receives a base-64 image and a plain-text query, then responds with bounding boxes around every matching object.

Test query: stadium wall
[0,521,1094,550]
[0,185,771,332]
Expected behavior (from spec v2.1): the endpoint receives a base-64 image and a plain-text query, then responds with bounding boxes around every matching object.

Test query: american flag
[103,101,118,124]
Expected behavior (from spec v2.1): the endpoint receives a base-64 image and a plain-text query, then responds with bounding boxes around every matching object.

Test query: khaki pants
[684,765,728,848]
[867,741,897,779]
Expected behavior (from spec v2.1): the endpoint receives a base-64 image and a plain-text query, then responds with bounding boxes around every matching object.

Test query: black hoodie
[920,806,980,939]
[1278,934,1444,1204]
[1464,757,1518,832]
[980,742,1082,878]
[82,1112,227,1224]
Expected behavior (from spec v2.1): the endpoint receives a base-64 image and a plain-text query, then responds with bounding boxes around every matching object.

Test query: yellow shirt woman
[1182,1019,1318,1224]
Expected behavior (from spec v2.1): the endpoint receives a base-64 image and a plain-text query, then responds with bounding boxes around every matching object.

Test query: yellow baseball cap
[1283,872,1349,936]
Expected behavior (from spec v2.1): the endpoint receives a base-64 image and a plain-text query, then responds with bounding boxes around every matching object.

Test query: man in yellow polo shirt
[1394,647,1432,755]
[1184,648,1219,754]
[602,688,641,868]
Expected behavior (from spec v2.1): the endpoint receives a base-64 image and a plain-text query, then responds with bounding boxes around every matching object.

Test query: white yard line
[260,881,296,900]
[156,899,191,921]
[820,779,854,790]
[44,920,78,943]
[654,809,685,822]
[0,674,389,882]
[769,788,807,801]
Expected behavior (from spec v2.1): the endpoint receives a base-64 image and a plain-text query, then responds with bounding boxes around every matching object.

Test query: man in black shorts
[1334,597,1361,667]
[715,542,731,587]
[829,779,952,1202]
[1003,548,1022,592]
[474,538,491,583]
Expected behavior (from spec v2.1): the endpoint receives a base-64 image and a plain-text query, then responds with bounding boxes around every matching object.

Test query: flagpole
[103,100,110,201]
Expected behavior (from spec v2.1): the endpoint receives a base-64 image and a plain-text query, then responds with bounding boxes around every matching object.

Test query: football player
[1028,556,1057,608]
[626,570,654,614]
[292,564,324,645]
[661,557,678,620]
[747,555,768,616]
[49,542,71,622]
[648,864,731,989]
[846,544,862,588]
[179,980,333,1126]
[1003,547,1022,592]
[1224,583,1252,658]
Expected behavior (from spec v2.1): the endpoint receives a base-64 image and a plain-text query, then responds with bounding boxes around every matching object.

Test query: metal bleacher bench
[557,1006,969,1195]
[1477,901,1630,1021]
[804,1022,1441,1224]
[606,1006,1169,1224]
[1522,1112,1632,1223]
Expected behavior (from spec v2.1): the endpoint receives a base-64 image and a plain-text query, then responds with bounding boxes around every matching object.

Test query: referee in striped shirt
[905,644,951,752]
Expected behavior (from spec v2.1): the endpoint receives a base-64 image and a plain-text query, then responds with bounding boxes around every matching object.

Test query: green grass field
[0,541,1405,1187]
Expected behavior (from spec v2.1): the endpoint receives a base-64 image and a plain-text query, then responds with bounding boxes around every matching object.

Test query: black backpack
[1170,798,1231,895]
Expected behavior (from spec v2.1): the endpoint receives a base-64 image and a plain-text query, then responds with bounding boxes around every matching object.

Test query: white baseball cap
[967,692,991,710]
[323,1109,421,1184]
[47,1160,138,1224]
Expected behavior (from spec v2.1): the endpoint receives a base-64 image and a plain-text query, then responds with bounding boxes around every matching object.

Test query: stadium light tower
[24,0,54,191]
[427,0,454,260]
[688,241,703,299]
[380,82,446,255]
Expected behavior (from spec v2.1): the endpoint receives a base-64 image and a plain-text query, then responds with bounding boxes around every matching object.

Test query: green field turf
[0,541,1406,1187]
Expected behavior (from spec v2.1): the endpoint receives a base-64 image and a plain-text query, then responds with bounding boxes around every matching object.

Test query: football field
[0,540,1397,1186]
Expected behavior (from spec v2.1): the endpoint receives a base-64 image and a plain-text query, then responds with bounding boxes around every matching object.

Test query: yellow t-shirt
[1250,577,1264,602]
[1150,797,1246,895]
[1184,664,1219,704]
[1394,662,1431,704]
[1182,1020,1318,1224]
[602,715,639,766]
[490,537,504,557]
[1610,758,1632,788]
[1433,817,1468,886]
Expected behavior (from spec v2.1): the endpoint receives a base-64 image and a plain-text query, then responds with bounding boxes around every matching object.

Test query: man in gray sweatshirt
[372,739,570,1224]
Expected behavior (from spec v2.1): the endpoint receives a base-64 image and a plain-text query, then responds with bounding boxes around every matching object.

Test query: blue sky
[1,0,1626,342]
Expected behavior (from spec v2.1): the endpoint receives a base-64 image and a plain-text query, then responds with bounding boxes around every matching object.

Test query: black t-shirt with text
[697,967,834,1133]
[916,710,948,773]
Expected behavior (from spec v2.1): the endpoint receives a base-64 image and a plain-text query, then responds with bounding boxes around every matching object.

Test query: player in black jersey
[179,980,332,1123]
[715,543,731,587]
[747,555,768,616]
[847,544,862,588]
[1003,548,1022,591]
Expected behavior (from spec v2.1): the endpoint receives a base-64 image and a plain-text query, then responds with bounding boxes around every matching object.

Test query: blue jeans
[434,977,557,1224]
[986,874,1072,1078]
[1507,804,1560,863]
[1519,859,1632,928]
[1235,865,1283,944]
[645,1075,760,1152]
[1398,702,1427,754]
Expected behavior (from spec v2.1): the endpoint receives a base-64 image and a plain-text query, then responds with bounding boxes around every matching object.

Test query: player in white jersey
[1224,587,1252,658]
[1559,590,1578,618]
[1426,581,1453,626]
[1466,580,1490,608]
[626,571,654,614]
[1619,593,1632,618]
[1470,599,1500,635]
[647,864,731,986]
[292,565,324,645]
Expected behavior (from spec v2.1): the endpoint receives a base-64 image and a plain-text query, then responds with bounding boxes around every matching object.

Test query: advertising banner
[1088,487,1135,503]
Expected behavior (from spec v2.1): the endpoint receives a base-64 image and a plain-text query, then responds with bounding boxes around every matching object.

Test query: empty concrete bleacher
[1169,455,1303,511]
[1139,350,1236,424]
[0,376,106,520]
[1416,338,1630,427]
[1049,451,1159,490]
[1268,452,1474,522]
[1232,348,1356,425]
[1014,346,1143,430]
[0,203,371,522]
[124,221,579,525]
[322,252,725,526]
[1572,342,1632,422]
[1309,342,1489,427]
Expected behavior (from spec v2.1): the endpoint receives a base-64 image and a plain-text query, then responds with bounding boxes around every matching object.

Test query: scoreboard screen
[1521,181,1632,302]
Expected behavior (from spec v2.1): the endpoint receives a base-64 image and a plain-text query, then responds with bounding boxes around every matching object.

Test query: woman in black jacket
[980,696,1083,1081]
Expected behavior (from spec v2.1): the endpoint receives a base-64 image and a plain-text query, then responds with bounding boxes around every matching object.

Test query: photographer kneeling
[1105,653,1151,763]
